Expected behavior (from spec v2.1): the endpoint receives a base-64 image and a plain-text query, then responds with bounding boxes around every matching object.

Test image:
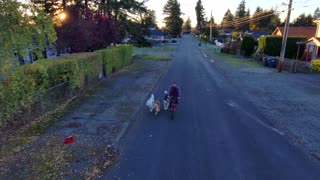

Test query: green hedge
[0,45,133,127]
[311,59,320,72]
[257,36,307,59]
[100,45,133,74]
[241,35,255,56]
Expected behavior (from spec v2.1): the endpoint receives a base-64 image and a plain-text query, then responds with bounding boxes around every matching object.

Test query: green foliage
[183,17,192,32]
[0,45,133,127]
[202,17,219,40]
[221,9,234,29]
[268,15,281,31]
[133,54,170,60]
[232,31,240,39]
[257,35,307,59]
[195,0,205,31]
[163,0,184,37]
[250,7,276,31]
[234,0,249,31]
[241,35,255,56]
[100,45,134,74]
[311,60,320,72]
[0,0,56,74]
[292,13,315,27]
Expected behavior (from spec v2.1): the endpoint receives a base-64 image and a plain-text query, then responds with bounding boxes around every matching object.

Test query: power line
[220,9,276,26]
[220,12,280,27]
[219,2,320,27]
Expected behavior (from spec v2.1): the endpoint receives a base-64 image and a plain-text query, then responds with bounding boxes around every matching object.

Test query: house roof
[306,37,320,46]
[150,30,165,36]
[245,30,270,39]
[272,26,316,39]
[220,29,234,33]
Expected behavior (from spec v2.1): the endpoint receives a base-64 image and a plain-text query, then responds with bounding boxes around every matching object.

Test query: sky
[144,0,320,27]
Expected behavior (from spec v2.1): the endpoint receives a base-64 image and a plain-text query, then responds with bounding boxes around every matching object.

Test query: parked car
[263,57,278,68]
[122,38,130,44]
[162,39,169,43]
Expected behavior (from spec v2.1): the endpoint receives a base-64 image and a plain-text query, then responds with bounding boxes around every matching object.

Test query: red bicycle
[169,97,179,119]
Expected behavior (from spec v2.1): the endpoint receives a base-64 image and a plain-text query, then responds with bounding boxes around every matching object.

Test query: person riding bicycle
[168,82,181,107]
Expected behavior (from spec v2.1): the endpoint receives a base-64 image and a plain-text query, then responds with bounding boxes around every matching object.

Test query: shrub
[100,45,133,74]
[241,35,255,57]
[257,35,307,59]
[311,59,320,72]
[0,45,133,128]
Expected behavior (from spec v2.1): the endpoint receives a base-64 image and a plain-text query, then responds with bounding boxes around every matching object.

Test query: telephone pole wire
[278,0,293,72]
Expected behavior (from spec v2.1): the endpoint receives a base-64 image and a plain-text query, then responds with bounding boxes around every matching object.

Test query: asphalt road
[101,36,320,180]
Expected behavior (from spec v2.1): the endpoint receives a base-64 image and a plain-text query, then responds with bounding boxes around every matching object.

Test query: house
[272,26,316,39]
[145,25,168,41]
[219,29,234,39]
[304,14,320,60]
[149,30,166,40]
[272,25,319,60]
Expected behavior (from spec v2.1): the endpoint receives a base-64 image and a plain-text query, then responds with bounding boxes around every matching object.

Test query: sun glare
[59,13,66,20]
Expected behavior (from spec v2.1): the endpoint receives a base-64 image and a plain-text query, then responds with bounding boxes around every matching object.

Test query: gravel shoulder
[204,44,320,158]
[0,48,173,179]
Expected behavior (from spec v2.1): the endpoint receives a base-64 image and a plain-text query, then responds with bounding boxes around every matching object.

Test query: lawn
[135,46,176,52]
[133,54,170,60]
[226,59,262,68]
[213,52,239,58]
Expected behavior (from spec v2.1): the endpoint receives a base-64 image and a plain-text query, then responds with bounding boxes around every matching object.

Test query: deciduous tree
[55,6,117,52]
[0,0,56,73]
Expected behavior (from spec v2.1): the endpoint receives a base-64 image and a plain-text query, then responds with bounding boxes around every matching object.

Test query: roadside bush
[257,36,307,58]
[100,45,133,74]
[311,59,320,72]
[0,45,133,128]
[241,35,255,57]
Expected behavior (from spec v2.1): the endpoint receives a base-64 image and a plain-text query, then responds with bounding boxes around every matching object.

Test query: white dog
[163,90,169,110]
[146,94,155,112]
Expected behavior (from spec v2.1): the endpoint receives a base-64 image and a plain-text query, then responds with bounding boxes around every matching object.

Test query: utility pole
[209,10,213,43]
[278,0,293,72]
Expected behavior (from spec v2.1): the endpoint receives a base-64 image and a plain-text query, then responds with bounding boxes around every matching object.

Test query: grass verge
[226,59,262,68]
[135,46,176,52]
[213,52,239,58]
[133,54,170,60]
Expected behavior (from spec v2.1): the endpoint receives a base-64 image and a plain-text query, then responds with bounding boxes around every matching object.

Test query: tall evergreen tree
[221,9,234,29]
[268,13,281,31]
[203,16,218,39]
[314,7,320,20]
[234,0,247,31]
[250,7,274,30]
[195,0,205,32]
[163,0,183,37]
[183,17,192,32]
[243,8,250,30]
[292,13,315,27]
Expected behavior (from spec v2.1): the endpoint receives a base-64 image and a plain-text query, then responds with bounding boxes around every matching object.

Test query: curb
[112,60,172,147]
